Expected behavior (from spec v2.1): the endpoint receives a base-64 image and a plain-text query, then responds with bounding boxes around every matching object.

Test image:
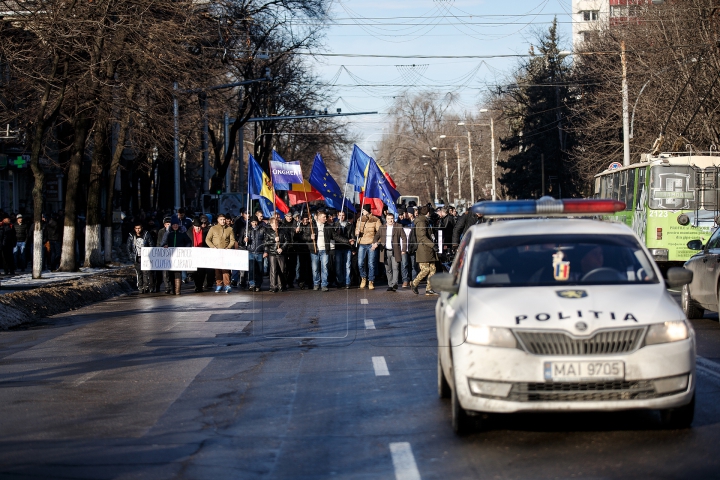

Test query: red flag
[288,180,324,205]
[274,194,290,214]
[358,193,385,216]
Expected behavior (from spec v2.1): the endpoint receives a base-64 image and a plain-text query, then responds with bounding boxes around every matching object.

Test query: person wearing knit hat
[355,203,382,289]
[156,216,174,293]
[410,204,439,296]
[161,214,192,296]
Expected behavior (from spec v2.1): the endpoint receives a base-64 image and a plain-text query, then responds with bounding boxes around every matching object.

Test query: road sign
[608,162,622,170]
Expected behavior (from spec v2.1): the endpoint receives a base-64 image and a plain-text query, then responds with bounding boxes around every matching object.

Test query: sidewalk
[0,266,131,294]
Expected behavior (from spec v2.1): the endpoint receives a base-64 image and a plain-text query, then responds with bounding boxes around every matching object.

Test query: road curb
[0,267,136,330]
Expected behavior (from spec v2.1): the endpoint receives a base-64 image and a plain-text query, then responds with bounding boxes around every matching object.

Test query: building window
[582,10,599,21]
[610,5,644,18]
[582,31,599,43]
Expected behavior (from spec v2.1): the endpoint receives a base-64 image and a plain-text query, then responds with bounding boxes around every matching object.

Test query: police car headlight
[465,325,517,348]
[645,321,689,346]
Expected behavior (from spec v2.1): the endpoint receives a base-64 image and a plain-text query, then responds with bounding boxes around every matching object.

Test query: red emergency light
[471,197,626,217]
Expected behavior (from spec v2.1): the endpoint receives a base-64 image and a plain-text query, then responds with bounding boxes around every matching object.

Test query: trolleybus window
[636,168,646,209]
[649,166,696,210]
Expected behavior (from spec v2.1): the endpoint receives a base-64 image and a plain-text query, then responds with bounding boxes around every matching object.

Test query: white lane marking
[697,356,720,382]
[389,442,421,480]
[72,371,100,387]
[365,319,376,330]
[360,299,369,305]
[372,356,389,376]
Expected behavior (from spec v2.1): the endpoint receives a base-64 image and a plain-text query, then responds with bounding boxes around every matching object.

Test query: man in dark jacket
[44,213,61,271]
[411,206,439,296]
[126,221,154,293]
[1,217,17,274]
[161,215,191,295]
[281,211,298,289]
[295,215,313,289]
[155,216,173,293]
[13,214,28,271]
[244,217,266,291]
[231,209,248,288]
[452,201,486,247]
[264,217,289,293]
[436,207,455,254]
[333,210,355,289]
[372,212,407,291]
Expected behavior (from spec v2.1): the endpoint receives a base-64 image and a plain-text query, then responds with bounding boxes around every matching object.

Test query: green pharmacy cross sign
[0,154,29,169]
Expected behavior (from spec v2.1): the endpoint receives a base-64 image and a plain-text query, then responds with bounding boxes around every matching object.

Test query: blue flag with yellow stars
[347,145,372,192]
[309,153,356,213]
[365,157,400,215]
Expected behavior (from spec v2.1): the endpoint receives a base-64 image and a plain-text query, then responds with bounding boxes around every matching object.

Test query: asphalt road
[1,285,720,479]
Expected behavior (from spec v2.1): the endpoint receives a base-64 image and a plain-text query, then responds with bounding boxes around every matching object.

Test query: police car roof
[468,218,636,239]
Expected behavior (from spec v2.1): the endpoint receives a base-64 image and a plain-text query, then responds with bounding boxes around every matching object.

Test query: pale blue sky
[306,0,573,154]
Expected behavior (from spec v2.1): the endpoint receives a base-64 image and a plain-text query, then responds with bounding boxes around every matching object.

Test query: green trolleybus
[594,152,719,271]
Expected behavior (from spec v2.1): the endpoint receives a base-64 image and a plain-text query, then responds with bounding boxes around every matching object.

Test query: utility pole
[173,82,181,211]
[200,92,210,194]
[444,151,450,204]
[224,112,231,193]
[455,143,462,200]
[541,153,545,196]
[490,117,496,201]
[467,131,474,201]
[621,41,631,167]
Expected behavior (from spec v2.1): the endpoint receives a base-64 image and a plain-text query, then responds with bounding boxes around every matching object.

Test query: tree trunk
[84,121,108,267]
[28,54,68,278]
[103,108,131,264]
[58,117,90,271]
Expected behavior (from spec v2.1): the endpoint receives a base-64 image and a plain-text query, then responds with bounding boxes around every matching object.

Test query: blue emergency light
[471,196,626,217]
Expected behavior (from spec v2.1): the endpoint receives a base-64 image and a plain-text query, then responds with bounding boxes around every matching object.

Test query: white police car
[433,198,696,434]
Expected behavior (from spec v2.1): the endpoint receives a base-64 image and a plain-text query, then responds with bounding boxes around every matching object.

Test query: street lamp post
[438,134,466,201]
[460,110,497,201]
[431,145,451,204]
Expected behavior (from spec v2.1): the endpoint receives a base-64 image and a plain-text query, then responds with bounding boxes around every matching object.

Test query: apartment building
[572,0,653,45]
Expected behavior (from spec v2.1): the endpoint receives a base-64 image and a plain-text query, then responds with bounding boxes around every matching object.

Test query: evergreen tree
[498,19,579,199]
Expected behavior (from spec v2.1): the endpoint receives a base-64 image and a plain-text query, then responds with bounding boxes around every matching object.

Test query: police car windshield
[468,234,658,287]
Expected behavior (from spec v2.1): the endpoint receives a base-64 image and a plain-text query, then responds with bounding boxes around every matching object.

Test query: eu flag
[309,153,356,213]
[365,158,400,215]
[347,145,372,192]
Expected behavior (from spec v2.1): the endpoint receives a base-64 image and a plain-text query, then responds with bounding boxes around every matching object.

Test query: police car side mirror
[433,272,458,294]
[665,267,693,289]
[687,240,703,251]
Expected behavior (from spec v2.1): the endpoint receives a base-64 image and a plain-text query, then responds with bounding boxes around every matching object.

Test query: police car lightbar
[470,197,626,217]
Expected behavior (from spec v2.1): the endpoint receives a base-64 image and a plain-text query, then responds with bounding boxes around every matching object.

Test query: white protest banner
[193,248,249,271]
[140,248,249,271]
[141,247,197,271]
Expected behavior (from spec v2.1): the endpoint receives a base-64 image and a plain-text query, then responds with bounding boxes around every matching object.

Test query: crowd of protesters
[124,200,486,296]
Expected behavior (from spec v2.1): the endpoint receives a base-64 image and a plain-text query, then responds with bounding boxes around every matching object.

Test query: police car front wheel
[659,394,695,429]
[438,354,451,399]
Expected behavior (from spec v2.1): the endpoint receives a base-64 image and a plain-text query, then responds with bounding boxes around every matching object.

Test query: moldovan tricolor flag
[248,154,289,216]
[288,180,324,205]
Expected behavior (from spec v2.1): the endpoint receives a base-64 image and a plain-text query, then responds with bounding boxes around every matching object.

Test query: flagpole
[272,184,277,217]
[245,158,251,241]
[298,162,317,254]
[360,168,369,213]
[342,182,349,217]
